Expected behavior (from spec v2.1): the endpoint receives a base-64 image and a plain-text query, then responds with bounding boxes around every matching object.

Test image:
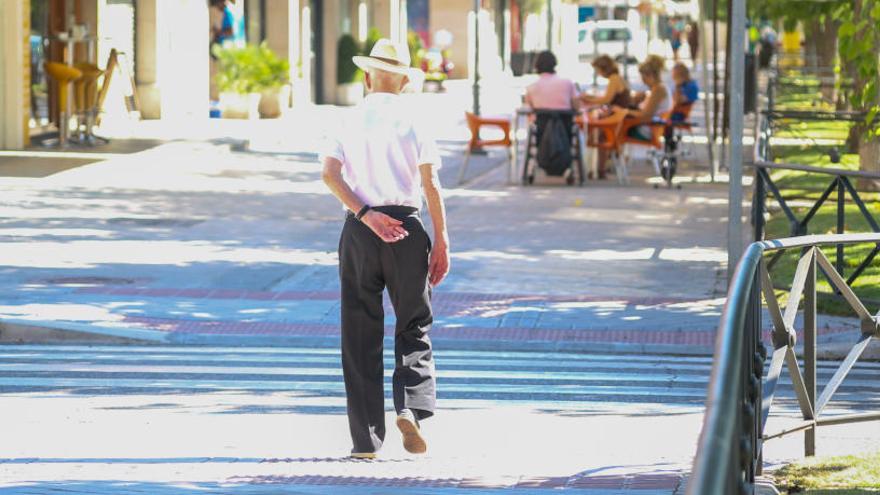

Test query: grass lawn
[772,450,880,493]
[761,90,880,316]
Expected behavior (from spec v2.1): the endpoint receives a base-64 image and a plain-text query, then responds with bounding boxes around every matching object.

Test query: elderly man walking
[321,39,450,459]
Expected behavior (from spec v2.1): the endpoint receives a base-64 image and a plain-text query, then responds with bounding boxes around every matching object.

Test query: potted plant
[214,44,258,118]
[336,34,364,105]
[252,43,290,118]
[213,43,290,119]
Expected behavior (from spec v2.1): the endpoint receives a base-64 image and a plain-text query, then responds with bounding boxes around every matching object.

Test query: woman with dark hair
[580,55,631,108]
[524,51,579,111]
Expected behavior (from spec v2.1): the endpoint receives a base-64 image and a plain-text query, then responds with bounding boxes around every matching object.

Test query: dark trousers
[338,205,436,454]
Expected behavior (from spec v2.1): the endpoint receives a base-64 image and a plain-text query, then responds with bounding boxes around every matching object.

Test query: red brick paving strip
[76,286,711,306]
[230,472,684,489]
[122,315,854,345]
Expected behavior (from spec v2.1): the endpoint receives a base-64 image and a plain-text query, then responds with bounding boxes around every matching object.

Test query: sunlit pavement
[0,129,860,352]
[2,344,879,494]
[1,76,878,493]
[0,134,740,351]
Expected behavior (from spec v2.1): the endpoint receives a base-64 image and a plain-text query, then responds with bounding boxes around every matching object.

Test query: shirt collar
[364,92,400,104]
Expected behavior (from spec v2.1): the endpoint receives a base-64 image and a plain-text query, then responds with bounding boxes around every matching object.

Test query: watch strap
[355,205,371,220]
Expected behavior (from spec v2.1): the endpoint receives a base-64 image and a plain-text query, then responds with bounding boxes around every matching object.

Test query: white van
[578,19,648,64]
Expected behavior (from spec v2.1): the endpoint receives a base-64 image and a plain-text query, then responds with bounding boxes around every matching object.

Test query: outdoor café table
[511,107,590,183]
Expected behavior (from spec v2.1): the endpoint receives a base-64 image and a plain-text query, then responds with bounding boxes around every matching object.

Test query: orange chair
[619,102,695,188]
[584,108,627,182]
[459,112,513,185]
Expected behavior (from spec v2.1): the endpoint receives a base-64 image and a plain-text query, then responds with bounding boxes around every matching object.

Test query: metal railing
[751,69,880,288]
[686,233,880,494]
[750,161,880,287]
[757,68,867,163]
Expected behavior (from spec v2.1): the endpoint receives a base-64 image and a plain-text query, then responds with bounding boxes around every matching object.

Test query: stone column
[265,0,292,61]
[372,0,392,38]
[134,0,160,118]
[135,0,209,121]
[0,0,29,149]
[322,0,340,103]
[431,0,470,79]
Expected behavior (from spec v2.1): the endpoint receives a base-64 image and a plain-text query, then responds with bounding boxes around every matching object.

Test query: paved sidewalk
[0,129,867,353]
[0,133,734,349]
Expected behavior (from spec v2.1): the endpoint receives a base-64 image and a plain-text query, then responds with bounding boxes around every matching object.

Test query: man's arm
[419,163,450,287]
[322,157,408,243]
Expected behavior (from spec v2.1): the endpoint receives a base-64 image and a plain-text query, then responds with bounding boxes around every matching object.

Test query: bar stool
[458,112,513,185]
[44,62,83,148]
[72,62,107,146]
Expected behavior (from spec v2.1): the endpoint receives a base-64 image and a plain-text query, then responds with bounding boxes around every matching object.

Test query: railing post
[767,75,774,162]
[748,267,764,480]
[805,247,817,456]
[753,170,766,242]
[837,177,846,276]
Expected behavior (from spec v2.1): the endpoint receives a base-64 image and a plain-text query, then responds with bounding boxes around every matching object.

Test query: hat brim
[353,56,423,78]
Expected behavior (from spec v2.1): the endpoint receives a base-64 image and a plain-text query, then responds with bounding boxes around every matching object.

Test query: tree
[837,0,880,174]
[750,0,842,70]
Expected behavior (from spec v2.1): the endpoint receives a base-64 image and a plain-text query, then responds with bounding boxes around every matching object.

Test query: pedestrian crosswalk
[0,344,878,494]
[0,344,877,415]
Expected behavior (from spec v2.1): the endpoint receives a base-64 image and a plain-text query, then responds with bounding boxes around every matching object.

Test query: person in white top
[321,38,449,460]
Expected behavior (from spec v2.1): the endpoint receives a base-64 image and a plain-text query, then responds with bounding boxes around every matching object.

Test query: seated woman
[580,55,632,110]
[524,51,580,174]
[524,51,579,112]
[581,55,631,179]
[624,55,669,142]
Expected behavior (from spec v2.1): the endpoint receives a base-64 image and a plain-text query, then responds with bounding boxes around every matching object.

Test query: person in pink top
[524,51,579,111]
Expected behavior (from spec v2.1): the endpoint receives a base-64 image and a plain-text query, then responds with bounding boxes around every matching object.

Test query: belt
[346,205,419,219]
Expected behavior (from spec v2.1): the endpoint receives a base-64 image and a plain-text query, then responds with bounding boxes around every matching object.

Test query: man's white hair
[367,68,408,93]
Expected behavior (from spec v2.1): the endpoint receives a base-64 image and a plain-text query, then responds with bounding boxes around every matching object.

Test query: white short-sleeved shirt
[321,92,442,209]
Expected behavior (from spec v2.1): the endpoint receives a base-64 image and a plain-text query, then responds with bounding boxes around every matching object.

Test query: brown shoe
[396,409,427,454]
[350,451,377,460]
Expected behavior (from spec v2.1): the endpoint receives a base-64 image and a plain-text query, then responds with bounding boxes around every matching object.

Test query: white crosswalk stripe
[0,345,876,415]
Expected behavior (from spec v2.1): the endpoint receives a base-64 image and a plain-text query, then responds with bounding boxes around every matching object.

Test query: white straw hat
[352,38,423,78]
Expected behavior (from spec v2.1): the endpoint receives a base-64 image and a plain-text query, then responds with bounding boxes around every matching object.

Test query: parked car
[578,20,647,65]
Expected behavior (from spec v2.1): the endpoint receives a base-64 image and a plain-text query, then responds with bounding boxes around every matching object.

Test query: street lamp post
[727,0,747,278]
[473,0,481,116]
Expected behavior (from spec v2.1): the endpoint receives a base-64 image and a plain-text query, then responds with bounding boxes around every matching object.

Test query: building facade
[0,0,529,150]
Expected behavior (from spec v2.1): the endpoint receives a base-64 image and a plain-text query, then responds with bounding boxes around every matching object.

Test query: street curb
[0,318,715,355]
[0,319,167,345]
[4,319,876,360]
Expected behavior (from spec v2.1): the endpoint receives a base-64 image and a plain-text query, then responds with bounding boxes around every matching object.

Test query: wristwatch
[356,205,371,221]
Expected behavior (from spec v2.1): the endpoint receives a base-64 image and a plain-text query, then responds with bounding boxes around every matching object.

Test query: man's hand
[361,211,409,243]
[429,240,450,287]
